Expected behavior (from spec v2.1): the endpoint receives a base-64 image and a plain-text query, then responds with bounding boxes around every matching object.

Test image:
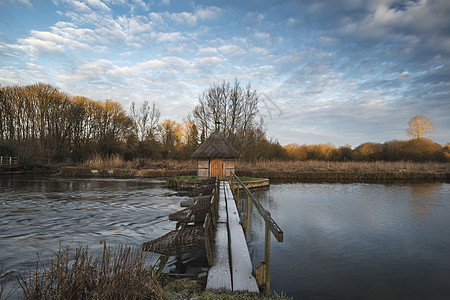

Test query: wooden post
[154,254,169,277]
[255,262,266,288]
[246,194,251,236]
[265,211,271,292]
[234,182,239,206]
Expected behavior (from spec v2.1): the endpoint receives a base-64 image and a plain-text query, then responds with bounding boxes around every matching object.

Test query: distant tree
[407,115,435,139]
[306,143,336,160]
[443,143,450,162]
[130,100,160,141]
[383,140,407,161]
[284,144,308,160]
[180,119,199,158]
[406,138,444,161]
[352,142,383,161]
[191,79,264,155]
[159,119,182,158]
[334,145,353,161]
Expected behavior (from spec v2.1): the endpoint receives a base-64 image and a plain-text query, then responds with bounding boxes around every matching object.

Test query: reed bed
[238,160,450,173]
[236,160,450,179]
[17,244,163,300]
[82,154,195,172]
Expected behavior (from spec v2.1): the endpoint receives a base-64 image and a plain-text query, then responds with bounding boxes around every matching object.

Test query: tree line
[0,82,448,165]
[284,139,449,162]
[0,82,281,164]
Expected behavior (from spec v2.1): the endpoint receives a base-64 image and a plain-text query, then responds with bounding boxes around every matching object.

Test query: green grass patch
[237,176,266,182]
[174,175,206,182]
[163,278,292,299]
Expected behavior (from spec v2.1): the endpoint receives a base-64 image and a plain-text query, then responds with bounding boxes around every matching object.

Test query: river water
[246,182,450,299]
[1,176,450,299]
[0,176,185,298]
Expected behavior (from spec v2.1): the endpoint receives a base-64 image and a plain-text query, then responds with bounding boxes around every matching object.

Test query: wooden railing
[204,175,220,267]
[0,156,17,167]
[229,171,283,292]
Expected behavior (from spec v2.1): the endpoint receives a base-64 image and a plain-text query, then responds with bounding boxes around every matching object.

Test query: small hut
[191,131,239,179]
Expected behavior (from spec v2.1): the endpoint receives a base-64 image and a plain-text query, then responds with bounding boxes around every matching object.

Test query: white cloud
[255,32,270,39]
[0,0,32,7]
[194,6,223,20]
[169,12,197,26]
[14,37,64,58]
[85,0,111,12]
[197,47,218,56]
[138,59,166,69]
[249,46,269,56]
[218,44,246,56]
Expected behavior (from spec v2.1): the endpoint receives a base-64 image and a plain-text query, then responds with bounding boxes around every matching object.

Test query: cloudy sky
[0,0,449,147]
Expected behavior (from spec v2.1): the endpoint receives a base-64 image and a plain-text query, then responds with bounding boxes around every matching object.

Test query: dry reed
[82,154,195,172]
[17,243,163,300]
[237,159,450,173]
[82,154,131,169]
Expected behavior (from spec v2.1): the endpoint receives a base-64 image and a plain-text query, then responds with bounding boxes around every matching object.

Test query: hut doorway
[210,159,224,179]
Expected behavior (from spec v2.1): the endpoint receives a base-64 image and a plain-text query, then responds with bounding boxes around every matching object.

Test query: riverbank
[2,159,449,182]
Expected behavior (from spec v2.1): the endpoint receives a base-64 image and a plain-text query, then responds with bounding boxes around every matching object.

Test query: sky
[0,0,449,147]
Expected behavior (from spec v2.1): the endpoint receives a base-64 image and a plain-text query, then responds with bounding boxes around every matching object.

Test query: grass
[163,278,292,300]
[12,245,291,300]
[173,175,206,183]
[237,159,450,173]
[237,176,266,182]
[17,243,164,299]
[236,160,450,181]
[81,154,195,172]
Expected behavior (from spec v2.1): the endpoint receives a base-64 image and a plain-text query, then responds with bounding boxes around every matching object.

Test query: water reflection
[406,183,441,219]
[248,182,450,299]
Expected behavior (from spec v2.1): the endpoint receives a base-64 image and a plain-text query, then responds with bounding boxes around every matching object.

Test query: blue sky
[0,0,449,147]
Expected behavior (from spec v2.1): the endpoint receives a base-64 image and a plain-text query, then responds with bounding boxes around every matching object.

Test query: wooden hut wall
[223,159,235,178]
[197,159,210,178]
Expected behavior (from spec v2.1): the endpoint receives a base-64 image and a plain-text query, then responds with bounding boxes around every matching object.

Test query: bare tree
[130,101,160,141]
[192,79,264,154]
[407,115,435,139]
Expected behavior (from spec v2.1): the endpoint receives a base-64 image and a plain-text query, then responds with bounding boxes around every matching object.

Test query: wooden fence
[0,156,17,167]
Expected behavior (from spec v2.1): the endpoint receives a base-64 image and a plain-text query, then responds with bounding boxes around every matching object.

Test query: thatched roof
[191,131,239,159]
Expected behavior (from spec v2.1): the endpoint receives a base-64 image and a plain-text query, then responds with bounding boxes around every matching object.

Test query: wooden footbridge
[144,173,283,293]
[204,173,284,293]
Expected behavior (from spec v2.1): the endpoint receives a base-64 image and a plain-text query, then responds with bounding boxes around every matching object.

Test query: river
[1,176,450,299]
[247,182,450,299]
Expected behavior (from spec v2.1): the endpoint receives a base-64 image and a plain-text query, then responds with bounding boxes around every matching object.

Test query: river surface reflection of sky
[247,182,450,299]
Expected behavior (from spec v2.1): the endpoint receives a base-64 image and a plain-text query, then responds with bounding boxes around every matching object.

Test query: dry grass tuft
[18,243,164,300]
[82,154,131,169]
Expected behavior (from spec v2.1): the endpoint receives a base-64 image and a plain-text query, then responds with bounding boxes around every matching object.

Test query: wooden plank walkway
[206,181,259,293]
